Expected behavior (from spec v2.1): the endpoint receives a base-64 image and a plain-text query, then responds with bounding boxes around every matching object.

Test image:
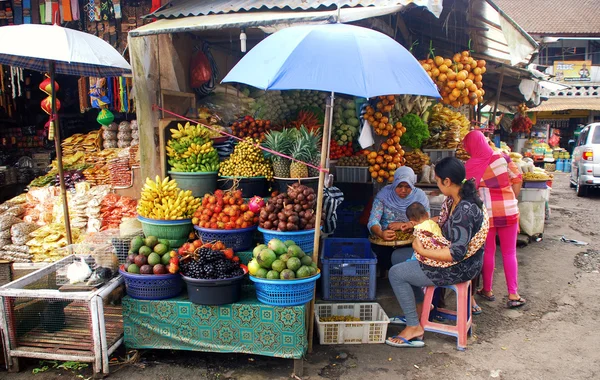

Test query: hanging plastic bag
[190,50,212,88]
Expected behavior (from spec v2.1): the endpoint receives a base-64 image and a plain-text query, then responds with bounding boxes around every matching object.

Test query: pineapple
[262,130,292,177]
[289,136,312,178]
[299,127,322,177]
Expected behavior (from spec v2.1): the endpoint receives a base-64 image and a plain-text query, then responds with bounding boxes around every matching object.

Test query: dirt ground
[2,172,600,380]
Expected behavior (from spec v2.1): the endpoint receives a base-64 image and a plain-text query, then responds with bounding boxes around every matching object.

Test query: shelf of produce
[122,290,306,370]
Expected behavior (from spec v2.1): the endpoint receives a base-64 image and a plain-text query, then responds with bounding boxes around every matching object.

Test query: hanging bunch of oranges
[364,95,399,136]
[366,137,406,183]
[420,51,486,108]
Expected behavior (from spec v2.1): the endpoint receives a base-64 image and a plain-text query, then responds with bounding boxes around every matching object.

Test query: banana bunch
[167,123,220,172]
[137,176,201,220]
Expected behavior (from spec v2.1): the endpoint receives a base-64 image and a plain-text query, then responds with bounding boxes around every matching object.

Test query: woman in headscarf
[368,167,430,269]
[463,130,526,309]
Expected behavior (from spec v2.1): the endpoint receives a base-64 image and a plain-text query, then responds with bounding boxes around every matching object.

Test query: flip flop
[472,304,482,315]
[385,335,425,348]
[507,297,527,308]
[389,316,407,325]
[477,289,496,302]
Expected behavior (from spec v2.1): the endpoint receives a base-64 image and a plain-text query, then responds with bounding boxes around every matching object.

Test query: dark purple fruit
[140,264,153,275]
[153,264,167,275]
[134,255,148,267]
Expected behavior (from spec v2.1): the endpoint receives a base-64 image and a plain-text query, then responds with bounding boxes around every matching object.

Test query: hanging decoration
[97,108,114,126]
[39,75,59,95]
[40,95,61,115]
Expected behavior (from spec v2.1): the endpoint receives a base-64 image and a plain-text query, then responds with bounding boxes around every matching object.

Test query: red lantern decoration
[39,76,59,96]
[41,96,61,115]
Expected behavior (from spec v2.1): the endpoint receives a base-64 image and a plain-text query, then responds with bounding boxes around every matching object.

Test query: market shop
[0,0,556,377]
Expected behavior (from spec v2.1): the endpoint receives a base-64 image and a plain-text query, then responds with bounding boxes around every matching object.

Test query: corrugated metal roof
[529,98,600,112]
[131,5,406,36]
[149,0,442,19]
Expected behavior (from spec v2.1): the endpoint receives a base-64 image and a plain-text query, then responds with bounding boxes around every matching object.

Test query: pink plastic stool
[420,281,473,350]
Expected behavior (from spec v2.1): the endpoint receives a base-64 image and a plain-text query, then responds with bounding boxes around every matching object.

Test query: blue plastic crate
[321,238,376,301]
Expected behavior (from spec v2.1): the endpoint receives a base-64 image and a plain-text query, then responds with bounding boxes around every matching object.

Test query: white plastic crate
[335,166,369,183]
[518,188,549,202]
[423,149,456,164]
[315,302,390,344]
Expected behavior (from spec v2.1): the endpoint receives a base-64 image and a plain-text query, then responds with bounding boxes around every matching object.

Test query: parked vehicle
[570,123,600,196]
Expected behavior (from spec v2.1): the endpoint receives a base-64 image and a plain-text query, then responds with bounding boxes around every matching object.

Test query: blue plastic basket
[249,271,321,306]
[257,227,318,253]
[321,238,376,301]
[119,268,183,300]
[194,225,257,251]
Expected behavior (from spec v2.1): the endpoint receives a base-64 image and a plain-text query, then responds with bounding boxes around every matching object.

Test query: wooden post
[129,35,162,181]
[307,92,334,353]
[492,66,505,124]
[50,61,72,245]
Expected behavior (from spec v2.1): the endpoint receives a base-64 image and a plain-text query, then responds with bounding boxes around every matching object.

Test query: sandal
[385,335,425,348]
[507,297,527,308]
[476,289,496,302]
[472,304,482,315]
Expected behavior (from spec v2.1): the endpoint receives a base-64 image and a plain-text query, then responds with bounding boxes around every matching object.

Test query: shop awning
[529,98,600,112]
[130,6,408,37]
[147,0,443,20]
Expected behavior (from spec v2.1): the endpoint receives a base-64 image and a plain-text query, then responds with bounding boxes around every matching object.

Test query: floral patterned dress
[419,198,487,286]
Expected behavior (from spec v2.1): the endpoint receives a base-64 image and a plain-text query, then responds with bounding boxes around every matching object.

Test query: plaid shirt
[477,154,522,228]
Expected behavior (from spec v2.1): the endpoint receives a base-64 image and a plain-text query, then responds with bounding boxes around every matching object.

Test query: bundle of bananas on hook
[167,122,220,172]
[137,176,201,220]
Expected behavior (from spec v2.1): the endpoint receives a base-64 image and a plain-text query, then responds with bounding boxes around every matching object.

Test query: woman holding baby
[385,157,489,348]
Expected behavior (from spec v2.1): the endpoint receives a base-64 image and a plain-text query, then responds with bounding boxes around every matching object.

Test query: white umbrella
[0,24,132,244]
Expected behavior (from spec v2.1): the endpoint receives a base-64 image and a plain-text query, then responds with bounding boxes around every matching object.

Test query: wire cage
[0,255,125,375]
[82,229,144,263]
[53,244,119,286]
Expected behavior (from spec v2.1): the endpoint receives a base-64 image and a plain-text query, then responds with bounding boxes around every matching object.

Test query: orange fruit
[453,53,462,63]
[461,89,469,97]
[473,67,482,75]
[380,116,389,124]
[431,68,440,78]
[464,79,474,88]
[461,50,470,57]
[464,64,472,72]
[457,71,468,81]
[462,96,471,105]
[448,94,457,102]
[448,80,457,89]
[387,95,395,101]
[384,105,393,112]
[439,64,449,73]
[434,56,444,66]
[481,67,487,74]
[476,81,484,89]
[444,58,453,67]
[371,171,378,178]
[456,80,466,90]
[382,99,389,106]
[475,74,483,82]
[477,60,486,68]
[451,88,461,98]
[374,112,383,119]
[452,101,461,108]
[447,70,457,80]
[438,73,448,83]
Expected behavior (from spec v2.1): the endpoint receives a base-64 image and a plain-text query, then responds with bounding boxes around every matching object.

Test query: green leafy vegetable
[399,113,430,149]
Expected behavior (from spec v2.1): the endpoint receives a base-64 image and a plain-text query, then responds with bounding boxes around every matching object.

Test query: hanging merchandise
[190,49,212,88]
[39,75,58,95]
[40,96,60,115]
[97,108,114,126]
[9,67,23,98]
[89,77,110,108]
[193,43,219,96]
[78,77,90,113]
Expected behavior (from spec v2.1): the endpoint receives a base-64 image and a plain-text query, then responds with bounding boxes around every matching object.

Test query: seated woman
[386,157,489,348]
[367,167,430,270]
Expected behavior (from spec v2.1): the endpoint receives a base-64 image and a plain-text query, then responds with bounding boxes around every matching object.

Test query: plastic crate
[315,302,390,344]
[423,149,456,164]
[321,238,376,301]
[335,166,369,183]
[333,204,368,238]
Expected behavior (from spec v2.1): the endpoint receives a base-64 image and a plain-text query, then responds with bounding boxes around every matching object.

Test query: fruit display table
[122,290,307,372]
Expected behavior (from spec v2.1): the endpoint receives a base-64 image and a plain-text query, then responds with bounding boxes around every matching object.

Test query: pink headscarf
[463,130,495,187]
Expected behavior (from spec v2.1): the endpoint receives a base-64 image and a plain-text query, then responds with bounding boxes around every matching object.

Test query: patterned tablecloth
[122,292,307,359]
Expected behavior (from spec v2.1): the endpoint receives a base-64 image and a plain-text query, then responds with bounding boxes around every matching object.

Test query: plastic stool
[420,281,473,350]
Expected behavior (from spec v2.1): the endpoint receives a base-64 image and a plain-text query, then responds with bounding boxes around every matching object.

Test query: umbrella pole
[308,91,334,353]
[50,61,73,244]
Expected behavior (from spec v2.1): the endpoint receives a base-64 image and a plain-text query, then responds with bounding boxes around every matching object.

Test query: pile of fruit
[138,176,200,220]
[392,95,434,121]
[193,189,258,230]
[166,122,219,172]
[523,172,551,181]
[248,239,318,279]
[420,51,486,107]
[259,183,319,231]
[123,236,178,275]
[364,96,400,136]
[329,140,354,160]
[366,137,406,183]
[289,127,321,178]
[456,146,470,161]
[219,138,274,180]
[179,240,245,280]
[336,154,369,167]
[249,90,327,125]
[404,149,430,175]
[231,116,271,141]
[333,98,360,144]
[423,104,469,149]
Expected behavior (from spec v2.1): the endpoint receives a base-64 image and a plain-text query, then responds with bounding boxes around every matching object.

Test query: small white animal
[66,257,92,284]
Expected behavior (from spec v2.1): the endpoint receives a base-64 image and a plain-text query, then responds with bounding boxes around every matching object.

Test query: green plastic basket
[138,216,192,248]
[168,171,218,198]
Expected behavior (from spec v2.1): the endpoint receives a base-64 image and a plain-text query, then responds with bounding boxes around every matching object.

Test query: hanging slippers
[507,297,527,308]
[385,335,425,348]
[476,289,496,302]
